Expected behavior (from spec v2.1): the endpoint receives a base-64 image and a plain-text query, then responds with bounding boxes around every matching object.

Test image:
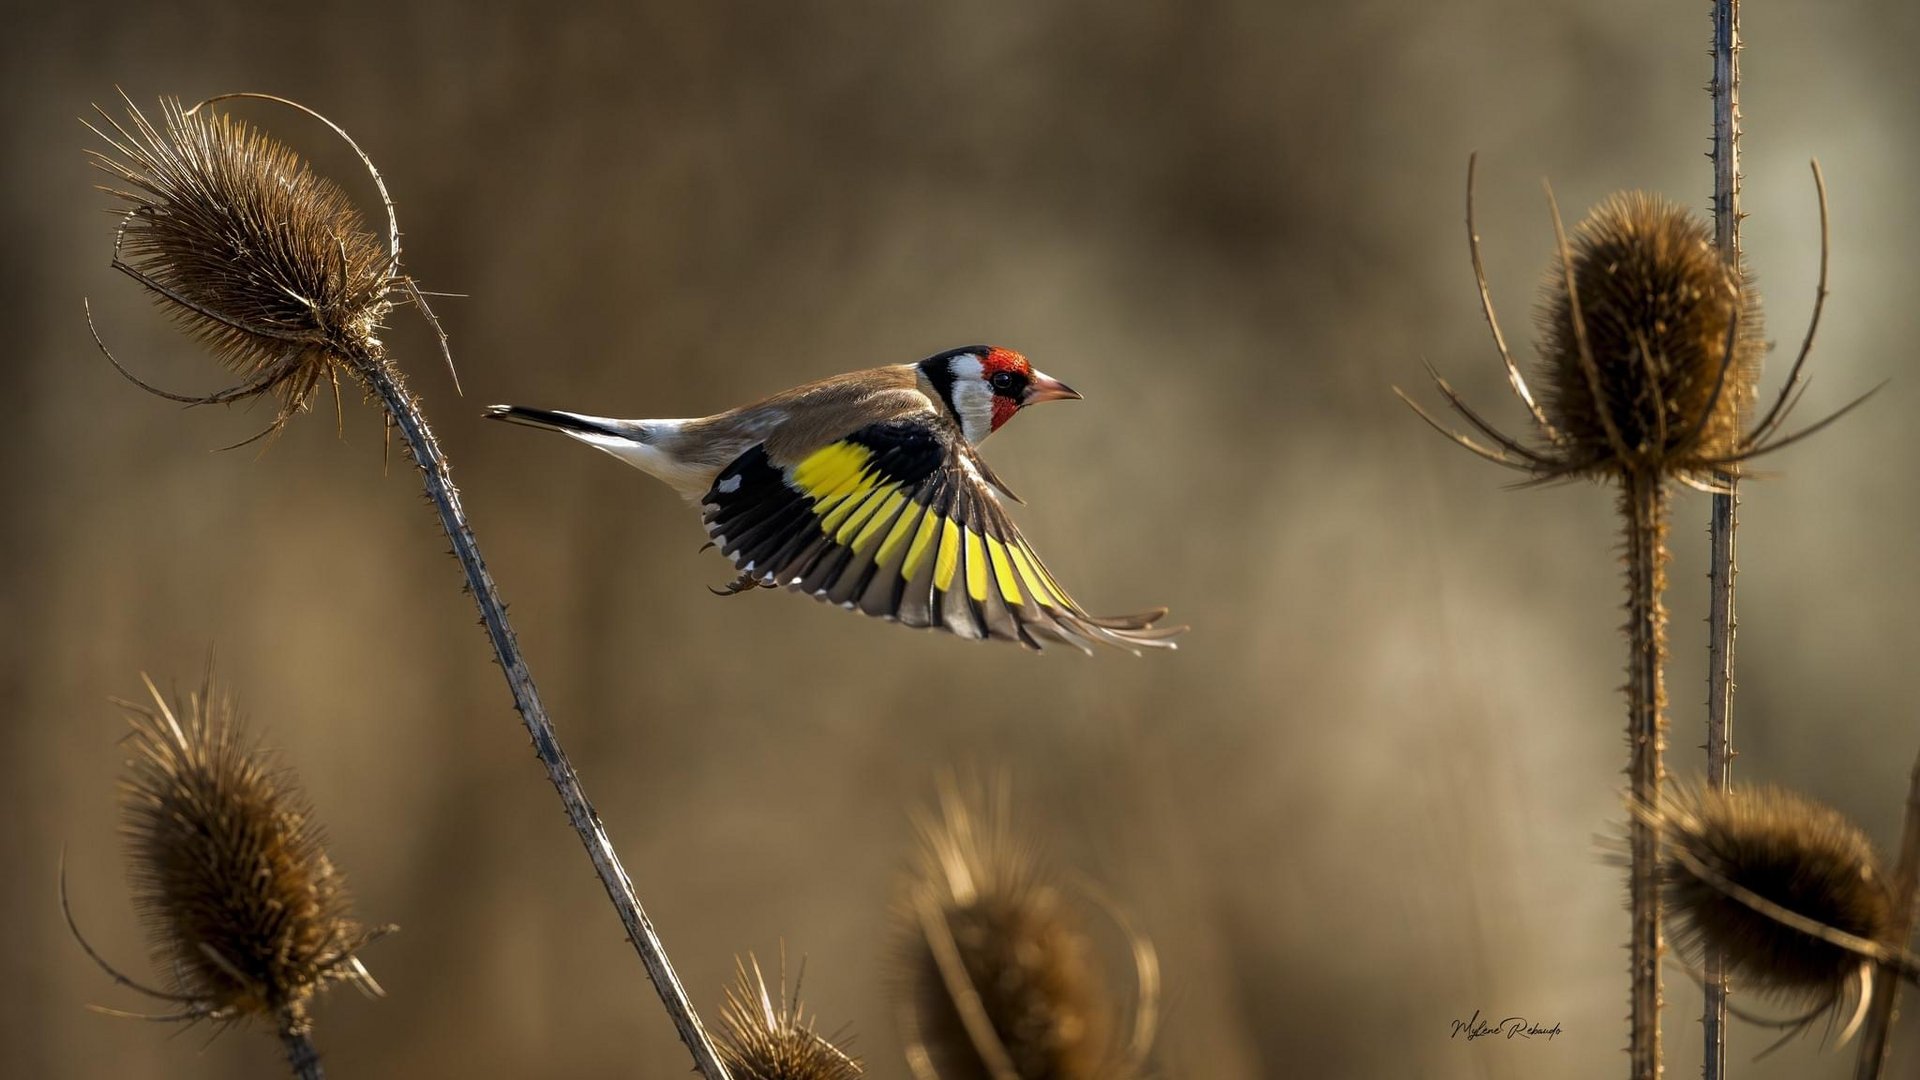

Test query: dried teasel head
[85,92,447,443]
[891,776,1157,1080]
[79,663,387,1034]
[1531,190,1763,477]
[1649,780,1896,1042]
[716,953,863,1080]
[1401,156,1872,489]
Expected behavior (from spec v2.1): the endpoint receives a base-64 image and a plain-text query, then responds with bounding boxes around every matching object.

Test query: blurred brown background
[4,1,1917,1077]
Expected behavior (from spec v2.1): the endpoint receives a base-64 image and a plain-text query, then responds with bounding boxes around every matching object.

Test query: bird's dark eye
[989,371,1021,393]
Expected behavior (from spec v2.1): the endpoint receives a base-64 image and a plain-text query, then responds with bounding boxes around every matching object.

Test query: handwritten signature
[1449,1010,1563,1042]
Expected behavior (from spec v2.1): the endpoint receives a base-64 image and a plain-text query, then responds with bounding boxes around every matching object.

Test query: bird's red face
[922,346,1080,445]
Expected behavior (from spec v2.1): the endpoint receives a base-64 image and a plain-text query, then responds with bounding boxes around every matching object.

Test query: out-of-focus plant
[65,663,391,1079]
[892,775,1158,1080]
[1640,764,1920,1077]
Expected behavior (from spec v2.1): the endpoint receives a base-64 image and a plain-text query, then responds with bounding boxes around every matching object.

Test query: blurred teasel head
[1401,156,1865,487]
[85,92,440,440]
[891,775,1157,1080]
[716,954,862,1080]
[84,663,387,1043]
[1651,781,1897,1033]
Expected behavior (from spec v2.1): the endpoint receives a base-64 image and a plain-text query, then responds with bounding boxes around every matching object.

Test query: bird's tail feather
[482,405,650,442]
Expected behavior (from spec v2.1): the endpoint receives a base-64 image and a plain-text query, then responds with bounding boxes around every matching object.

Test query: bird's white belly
[564,420,718,500]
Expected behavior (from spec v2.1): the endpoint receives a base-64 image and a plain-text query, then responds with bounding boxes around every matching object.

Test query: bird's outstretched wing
[701,414,1182,652]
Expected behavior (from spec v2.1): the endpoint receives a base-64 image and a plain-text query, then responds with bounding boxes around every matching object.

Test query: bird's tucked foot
[709,571,772,597]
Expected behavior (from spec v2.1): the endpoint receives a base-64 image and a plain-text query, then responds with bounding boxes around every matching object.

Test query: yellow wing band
[1010,543,1062,608]
[986,536,1023,606]
[849,490,908,552]
[825,482,889,537]
[880,501,929,565]
[793,442,871,497]
[793,443,883,527]
[817,468,879,521]
[932,517,961,592]
[963,529,988,602]
[902,508,943,580]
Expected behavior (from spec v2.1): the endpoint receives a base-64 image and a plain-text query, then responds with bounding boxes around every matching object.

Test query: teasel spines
[113,663,385,1038]
[1399,156,1861,488]
[1533,190,1763,479]
[85,92,441,440]
[892,777,1157,1080]
[716,954,862,1080]
[1655,781,1895,1004]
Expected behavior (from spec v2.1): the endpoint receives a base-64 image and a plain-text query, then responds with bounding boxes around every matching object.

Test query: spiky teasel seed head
[86,93,406,436]
[117,665,384,1030]
[891,776,1155,1080]
[1532,191,1764,479]
[716,954,862,1080]
[1401,158,1862,489]
[1652,780,1894,1003]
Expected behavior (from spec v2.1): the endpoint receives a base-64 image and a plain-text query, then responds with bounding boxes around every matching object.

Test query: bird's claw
[709,571,770,597]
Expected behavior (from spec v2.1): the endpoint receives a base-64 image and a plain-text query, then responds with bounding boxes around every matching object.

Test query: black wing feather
[700,414,1180,651]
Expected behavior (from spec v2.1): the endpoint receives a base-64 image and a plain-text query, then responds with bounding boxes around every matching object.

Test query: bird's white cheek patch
[946,355,995,445]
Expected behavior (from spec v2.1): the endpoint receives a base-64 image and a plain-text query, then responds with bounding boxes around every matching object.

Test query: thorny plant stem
[353,349,733,1080]
[1705,1,1742,1076]
[1625,469,1671,1080]
[1855,751,1920,1078]
[278,1016,324,1080]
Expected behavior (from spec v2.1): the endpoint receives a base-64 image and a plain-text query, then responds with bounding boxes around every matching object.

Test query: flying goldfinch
[485,346,1181,652]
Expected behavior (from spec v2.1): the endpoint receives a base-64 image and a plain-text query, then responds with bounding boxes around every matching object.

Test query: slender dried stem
[278,1014,324,1080]
[1705,2,1742,1075]
[1703,491,1736,1076]
[1624,468,1671,1080]
[350,346,731,1080]
[1855,750,1920,1078]
[1710,0,1743,257]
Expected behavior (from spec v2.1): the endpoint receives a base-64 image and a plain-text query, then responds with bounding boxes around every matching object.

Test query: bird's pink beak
[1022,371,1082,405]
